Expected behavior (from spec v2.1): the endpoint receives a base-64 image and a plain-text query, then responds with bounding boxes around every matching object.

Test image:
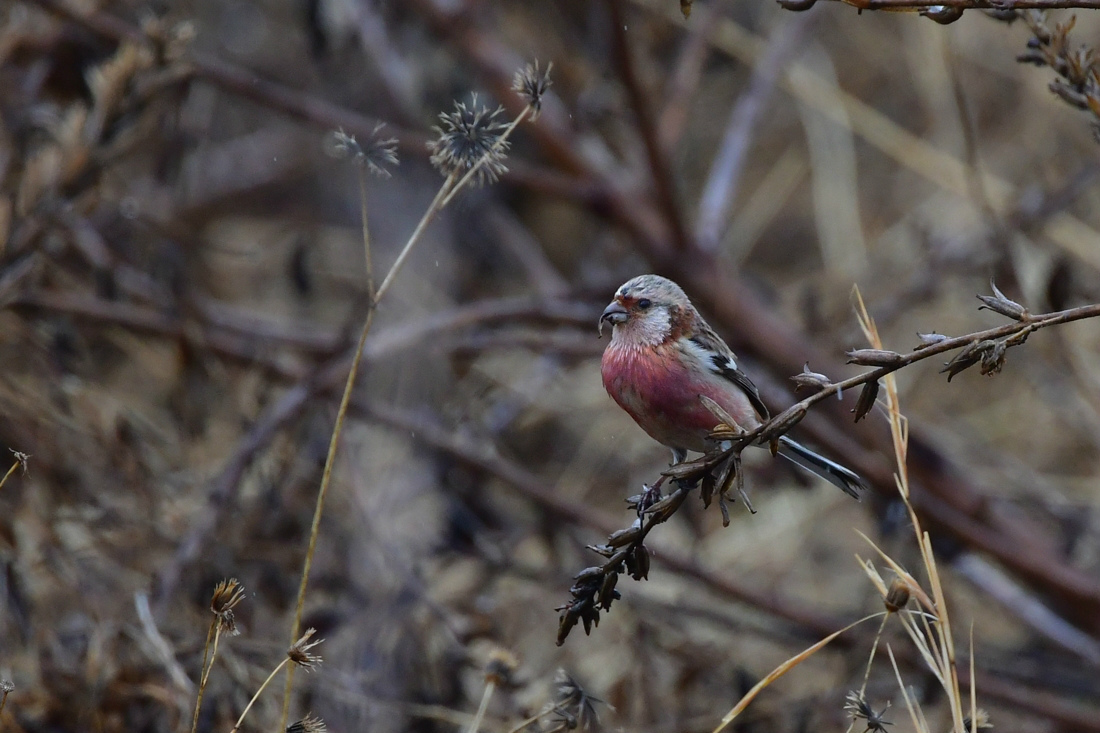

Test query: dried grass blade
[711,613,883,733]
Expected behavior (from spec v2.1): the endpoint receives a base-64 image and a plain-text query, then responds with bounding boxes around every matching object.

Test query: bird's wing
[687,324,771,421]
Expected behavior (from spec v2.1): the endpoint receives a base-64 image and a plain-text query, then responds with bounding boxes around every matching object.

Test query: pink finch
[599,274,864,499]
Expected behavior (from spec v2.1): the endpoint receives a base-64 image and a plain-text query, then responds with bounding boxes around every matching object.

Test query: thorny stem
[466,680,497,733]
[234,657,290,733]
[189,619,218,733]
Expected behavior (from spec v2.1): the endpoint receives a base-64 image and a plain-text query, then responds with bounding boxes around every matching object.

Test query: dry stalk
[191,579,244,733]
[280,65,551,728]
[851,286,973,733]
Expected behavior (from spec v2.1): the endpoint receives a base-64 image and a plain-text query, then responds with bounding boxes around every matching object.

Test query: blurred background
[2,0,1100,731]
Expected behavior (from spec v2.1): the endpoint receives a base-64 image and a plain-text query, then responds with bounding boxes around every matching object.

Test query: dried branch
[554,289,1100,642]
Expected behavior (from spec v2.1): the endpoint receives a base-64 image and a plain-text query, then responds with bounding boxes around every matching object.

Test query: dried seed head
[485,647,519,686]
[844,691,893,733]
[10,450,29,474]
[1,679,13,693]
[287,628,323,670]
[210,578,245,635]
[286,714,327,733]
[512,61,552,120]
[553,670,603,732]
[884,578,911,613]
[963,709,993,730]
[428,95,510,185]
[329,125,399,178]
[790,362,831,391]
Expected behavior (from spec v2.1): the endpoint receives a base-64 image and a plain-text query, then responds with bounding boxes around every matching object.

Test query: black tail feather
[776,436,865,500]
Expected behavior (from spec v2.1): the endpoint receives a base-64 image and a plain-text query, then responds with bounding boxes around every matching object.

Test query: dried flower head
[844,691,892,733]
[10,450,29,474]
[329,125,399,178]
[512,61,552,120]
[287,627,323,670]
[549,670,603,733]
[1,679,13,693]
[210,578,245,636]
[963,709,993,730]
[428,95,510,185]
[485,647,519,686]
[286,714,327,733]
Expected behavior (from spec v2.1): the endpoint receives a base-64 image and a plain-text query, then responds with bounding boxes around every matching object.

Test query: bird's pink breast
[601,342,754,453]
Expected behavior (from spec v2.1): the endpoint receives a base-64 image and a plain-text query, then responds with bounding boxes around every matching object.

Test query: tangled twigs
[557,286,1100,644]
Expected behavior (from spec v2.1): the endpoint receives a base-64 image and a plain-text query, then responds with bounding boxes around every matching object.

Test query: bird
[598,274,864,499]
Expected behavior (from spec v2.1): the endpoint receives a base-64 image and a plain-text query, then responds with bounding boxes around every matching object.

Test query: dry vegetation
[3,0,1100,732]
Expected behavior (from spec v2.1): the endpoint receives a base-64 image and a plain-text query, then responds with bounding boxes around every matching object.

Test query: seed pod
[846,349,904,366]
[980,340,1008,375]
[920,5,964,24]
[758,404,807,444]
[852,380,879,422]
[606,526,641,548]
[633,544,650,581]
[941,339,990,381]
[977,280,1028,320]
[598,571,619,610]
[885,578,911,613]
[791,362,831,391]
[914,332,948,350]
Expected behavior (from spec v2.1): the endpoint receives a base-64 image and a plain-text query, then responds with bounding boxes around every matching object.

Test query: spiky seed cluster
[286,714,327,733]
[330,125,399,178]
[547,670,603,733]
[1015,12,1100,140]
[210,578,245,636]
[1,679,13,693]
[512,61,552,120]
[428,95,510,185]
[844,691,892,733]
[287,628,323,670]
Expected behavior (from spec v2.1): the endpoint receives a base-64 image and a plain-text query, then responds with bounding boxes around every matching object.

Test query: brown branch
[607,0,692,252]
[821,0,1100,8]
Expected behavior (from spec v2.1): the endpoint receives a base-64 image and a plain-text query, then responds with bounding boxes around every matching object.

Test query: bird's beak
[598,301,629,337]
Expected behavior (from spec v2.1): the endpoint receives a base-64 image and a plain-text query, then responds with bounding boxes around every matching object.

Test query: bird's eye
[637,298,652,309]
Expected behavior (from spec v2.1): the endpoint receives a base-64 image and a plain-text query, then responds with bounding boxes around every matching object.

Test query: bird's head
[599,274,691,345]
